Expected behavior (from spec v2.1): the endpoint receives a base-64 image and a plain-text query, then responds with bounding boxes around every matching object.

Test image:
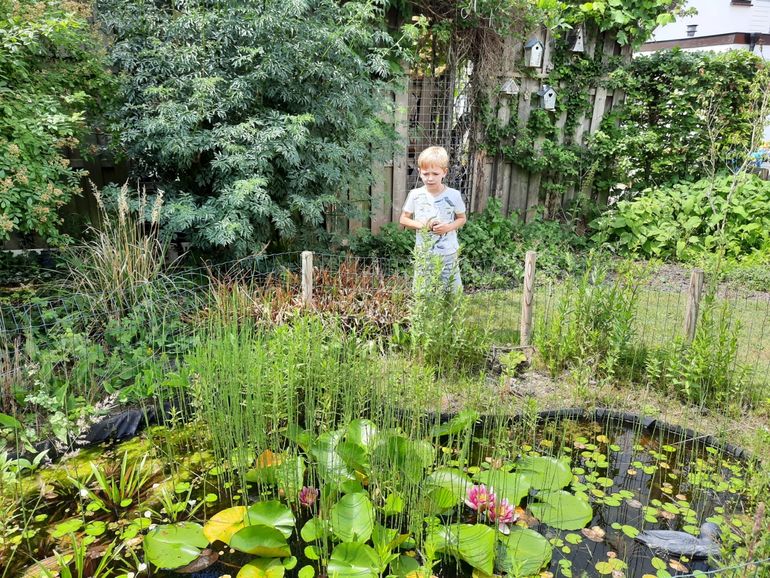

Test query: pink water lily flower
[487,497,517,534]
[299,486,319,508]
[465,484,496,512]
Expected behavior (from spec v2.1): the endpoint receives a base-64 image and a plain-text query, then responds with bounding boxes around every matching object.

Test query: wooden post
[301,251,313,307]
[520,251,537,346]
[683,269,704,343]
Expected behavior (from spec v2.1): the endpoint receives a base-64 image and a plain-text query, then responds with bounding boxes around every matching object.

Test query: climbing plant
[0,0,113,245]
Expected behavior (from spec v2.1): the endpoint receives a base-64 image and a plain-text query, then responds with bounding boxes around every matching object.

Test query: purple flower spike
[299,486,319,508]
[465,484,496,512]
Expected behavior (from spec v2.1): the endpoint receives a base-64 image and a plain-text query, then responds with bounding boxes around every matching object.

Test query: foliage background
[97,0,401,256]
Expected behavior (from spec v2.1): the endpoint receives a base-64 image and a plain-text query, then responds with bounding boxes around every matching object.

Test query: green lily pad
[237,557,286,578]
[246,501,296,539]
[516,456,572,491]
[390,555,421,577]
[346,419,379,448]
[496,527,553,577]
[528,491,593,530]
[426,468,472,502]
[298,565,315,578]
[372,434,433,483]
[313,430,355,485]
[51,518,83,539]
[428,524,496,575]
[328,542,380,578]
[330,492,375,543]
[143,522,208,569]
[229,524,291,557]
[473,470,531,508]
[300,517,329,542]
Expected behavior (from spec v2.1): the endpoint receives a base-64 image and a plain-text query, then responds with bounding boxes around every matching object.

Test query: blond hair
[417,146,449,170]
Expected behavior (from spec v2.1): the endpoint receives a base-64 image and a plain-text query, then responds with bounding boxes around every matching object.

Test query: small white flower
[79,488,89,498]
[126,573,135,578]
[188,499,197,506]
[144,510,152,518]
[137,563,147,573]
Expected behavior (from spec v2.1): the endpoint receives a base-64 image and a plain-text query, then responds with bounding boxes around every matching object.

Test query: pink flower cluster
[465,484,517,534]
[299,486,319,508]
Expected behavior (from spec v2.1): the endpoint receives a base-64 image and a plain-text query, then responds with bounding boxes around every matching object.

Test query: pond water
[2,412,749,578]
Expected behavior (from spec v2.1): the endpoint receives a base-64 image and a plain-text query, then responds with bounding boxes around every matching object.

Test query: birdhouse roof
[525,38,543,49]
[537,85,555,96]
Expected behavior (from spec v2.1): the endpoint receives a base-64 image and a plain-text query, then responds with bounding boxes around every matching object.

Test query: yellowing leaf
[203,506,248,544]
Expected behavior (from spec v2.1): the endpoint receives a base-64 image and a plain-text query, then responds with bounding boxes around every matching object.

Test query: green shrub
[534,259,640,380]
[591,174,770,261]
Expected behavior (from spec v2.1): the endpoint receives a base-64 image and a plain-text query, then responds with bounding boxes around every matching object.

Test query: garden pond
[1,409,754,578]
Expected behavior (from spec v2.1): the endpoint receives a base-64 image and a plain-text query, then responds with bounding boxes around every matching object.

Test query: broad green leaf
[528,491,593,530]
[428,524,496,575]
[51,518,83,539]
[425,468,472,503]
[143,522,208,570]
[496,527,553,577]
[327,542,380,578]
[372,434,433,483]
[346,419,378,448]
[298,565,315,578]
[330,492,375,543]
[516,456,572,491]
[390,555,420,577]
[246,501,296,538]
[203,506,249,544]
[300,517,329,542]
[312,430,355,485]
[382,493,404,515]
[0,413,21,429]
[473,470,531,507]
[237,557,286,578]
[230,524,291,557]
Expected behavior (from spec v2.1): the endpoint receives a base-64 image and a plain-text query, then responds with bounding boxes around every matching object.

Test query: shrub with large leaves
[97,0,399,255]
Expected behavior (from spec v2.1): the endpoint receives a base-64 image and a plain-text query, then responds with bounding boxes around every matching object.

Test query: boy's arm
[400,211,434,231]
[431,212,466,235]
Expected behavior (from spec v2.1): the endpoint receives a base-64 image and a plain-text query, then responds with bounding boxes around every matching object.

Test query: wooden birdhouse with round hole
[537,85,557,111]
[524,38,544,68]
[568,24,585,52]
[500,78,520,96]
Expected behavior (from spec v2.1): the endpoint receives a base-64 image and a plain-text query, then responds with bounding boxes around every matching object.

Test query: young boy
[399,146,467,292]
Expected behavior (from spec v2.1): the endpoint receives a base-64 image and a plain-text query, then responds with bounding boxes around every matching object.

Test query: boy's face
[419,164,448,191]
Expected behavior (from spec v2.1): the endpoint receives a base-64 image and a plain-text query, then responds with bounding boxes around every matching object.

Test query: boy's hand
[431,222,451,234]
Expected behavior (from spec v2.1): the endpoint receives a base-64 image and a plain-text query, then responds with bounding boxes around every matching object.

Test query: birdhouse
[537,85,557,111]
[567,24,585,52]
[500,78,519,96]
[524,38,544,68]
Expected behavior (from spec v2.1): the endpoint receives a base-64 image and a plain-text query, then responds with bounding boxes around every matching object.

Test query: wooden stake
[301,251,313,307]
[520,251,537,346]
[684,269,704,343]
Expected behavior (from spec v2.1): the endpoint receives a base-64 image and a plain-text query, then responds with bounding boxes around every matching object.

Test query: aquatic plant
[465,483,495,513]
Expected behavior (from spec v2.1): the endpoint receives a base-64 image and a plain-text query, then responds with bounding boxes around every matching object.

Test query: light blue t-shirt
[403,186,466,255]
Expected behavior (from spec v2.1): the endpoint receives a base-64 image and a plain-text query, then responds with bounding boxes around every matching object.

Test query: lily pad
[473,470,531,508]
[496,527,553,577]
[330,492,375,543]
[428,524,496,575]
[312,430,355,485]
[516,456,572,491]
[328,542,380,578]
[246,501,296,539]
[300,517,329,542]
[528,491,593,530]
[143,522,208,569]
[346,419,379,448]
[372,434,433,483]
[203,506,249,544]
[237,557,286,578]
[230,524,291,557]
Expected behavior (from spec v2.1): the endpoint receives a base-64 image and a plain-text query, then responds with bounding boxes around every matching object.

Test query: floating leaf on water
[659,510,676,521]
[237,557,285,578]
[229,525,291,557]
[143,522,208,570]
[425,468,472,505]
[282,556,297,570]
[621,525,639,538]
[609,445,621,452]
[528,491,592,531]
[675,494,687,501]
[627,468,637,476]
[626,499,643,509]
[328,542,381,578]
[300,517,329,542]
[496,526,553,577]
[564,533,583,545]
[474,470,531,508]
[51,518,83,539]
[204,506,249,544]
[304,546,320,560]
[298,565,315,578]
[330,492,375,543]
[651,557,667,571]
[682,525,700,536]
[428,524,496,575]
[85,521,106,537]
[662,445,677,453]
[581,526,605,542]
[516,456,572,491]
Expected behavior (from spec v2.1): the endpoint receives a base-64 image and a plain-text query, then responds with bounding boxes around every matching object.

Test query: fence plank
[392,85,409,222]
[684,269,705,343]
[301,251,314,307]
